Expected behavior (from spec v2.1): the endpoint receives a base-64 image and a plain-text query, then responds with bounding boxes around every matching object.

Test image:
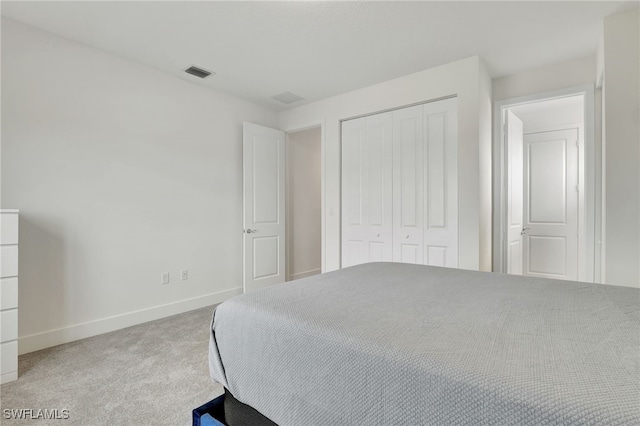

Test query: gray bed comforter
[209,262,640,425]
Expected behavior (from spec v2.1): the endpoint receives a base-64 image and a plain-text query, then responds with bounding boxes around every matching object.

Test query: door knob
[244,229,258,234]
[405,234,409,239]
[521,227,531,236]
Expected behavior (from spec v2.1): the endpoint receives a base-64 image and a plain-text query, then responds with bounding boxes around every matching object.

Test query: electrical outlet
[181,269,188,281]
[161,272,170,285]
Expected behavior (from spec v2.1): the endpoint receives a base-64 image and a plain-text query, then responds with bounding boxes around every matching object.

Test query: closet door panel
[344,240,366,267]
[426,245,447,267]
[367,120,386,227]
[342,118,367,267]
[368,241,385,262]
[426,113,446,228]
[341,112,393,267]
[365,113,394,261]
[423,98,458,267]
[344,124,364,228]
[393,105,424,263]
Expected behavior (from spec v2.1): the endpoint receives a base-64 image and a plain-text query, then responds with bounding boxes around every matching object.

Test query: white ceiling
[510,95,584,131]
[2,1,636,111]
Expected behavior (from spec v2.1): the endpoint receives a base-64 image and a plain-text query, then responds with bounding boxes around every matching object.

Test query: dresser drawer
[0,246,18,278]
[1,309,18,343]
[0,213,19,245]
[1,341,18,375]
[1,277,18,310]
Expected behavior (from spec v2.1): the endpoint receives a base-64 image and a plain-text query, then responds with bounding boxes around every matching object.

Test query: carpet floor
[0,306,223,425]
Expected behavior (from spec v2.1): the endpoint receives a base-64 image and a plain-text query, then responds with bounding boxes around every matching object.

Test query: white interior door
[341,112,393,267]
[505,110,524,275]
[393,105,424,264]
[243,122,286,292]
[523,128,579,280]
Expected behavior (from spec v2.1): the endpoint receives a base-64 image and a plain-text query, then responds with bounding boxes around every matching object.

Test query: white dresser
[1,209,19,384]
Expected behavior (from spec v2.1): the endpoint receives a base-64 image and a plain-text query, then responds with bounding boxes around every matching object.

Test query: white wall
[493,55,596,102]
[601,9,640,287]
[279,56,492,273]
[286,127,322,281]
[1,19,278,353]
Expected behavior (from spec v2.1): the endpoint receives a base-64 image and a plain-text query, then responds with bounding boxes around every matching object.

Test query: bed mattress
[209,262,640,425]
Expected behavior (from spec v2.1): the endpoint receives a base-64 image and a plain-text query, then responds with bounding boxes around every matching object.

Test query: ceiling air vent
[184,65,214,79]
[271,92,304,104]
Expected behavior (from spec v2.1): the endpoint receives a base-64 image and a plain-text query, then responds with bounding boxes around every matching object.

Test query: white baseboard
[290,268,321,281]
[18,287,242,355]
[1,371,18,384]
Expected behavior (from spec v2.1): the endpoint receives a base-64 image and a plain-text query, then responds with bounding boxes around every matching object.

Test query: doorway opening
[286,126,322,281]
[494,86,597,282]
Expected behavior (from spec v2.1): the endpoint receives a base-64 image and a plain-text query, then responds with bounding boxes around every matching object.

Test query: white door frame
[493,85,597,282]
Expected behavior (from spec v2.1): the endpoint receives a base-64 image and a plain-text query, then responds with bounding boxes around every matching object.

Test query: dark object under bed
[193,389,276,426]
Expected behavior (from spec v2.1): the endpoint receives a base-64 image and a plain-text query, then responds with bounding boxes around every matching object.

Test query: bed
[208,262,640,425]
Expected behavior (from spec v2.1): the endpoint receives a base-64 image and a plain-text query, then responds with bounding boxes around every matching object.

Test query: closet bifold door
[422,98,458,268]
[393,105,424,264]
[341,97,458,269]
[341,112,393,267]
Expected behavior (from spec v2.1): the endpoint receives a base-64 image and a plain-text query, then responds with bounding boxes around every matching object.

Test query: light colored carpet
[0,306,223,425]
